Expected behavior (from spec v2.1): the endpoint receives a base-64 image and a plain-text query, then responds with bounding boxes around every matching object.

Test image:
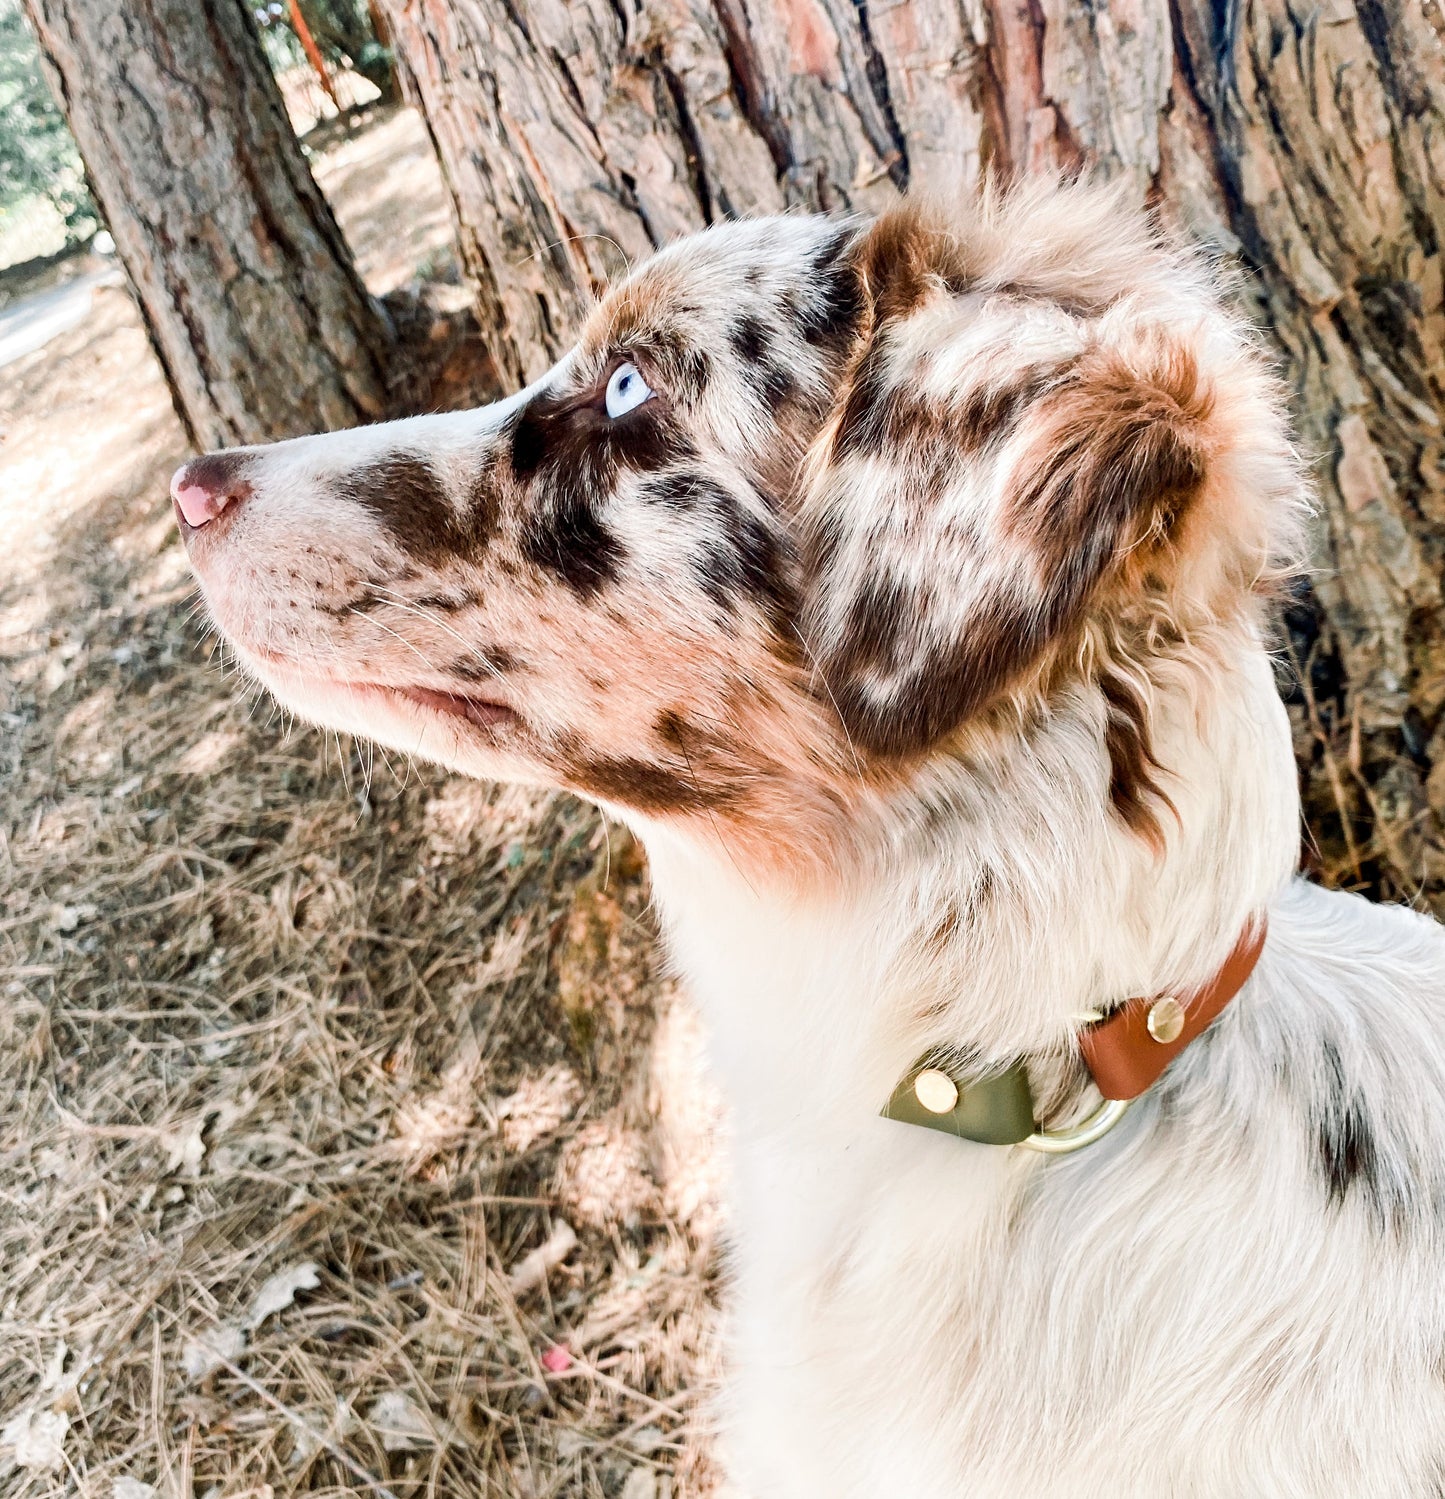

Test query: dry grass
[0,108,723,1499]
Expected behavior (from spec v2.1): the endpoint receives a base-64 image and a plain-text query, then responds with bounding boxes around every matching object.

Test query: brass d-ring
[1018,1097,1132,1155]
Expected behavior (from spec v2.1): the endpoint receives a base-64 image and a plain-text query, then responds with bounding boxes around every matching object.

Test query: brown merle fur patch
[833,353,1062,466]
[559,751,735,815]
[805,207,1233,770]
[1002,341,1213,588]
[850,200,973,326]
[344,454,494,563]
[509,376,698,597]
[449,647,521,682]
[1099,667,1176,848]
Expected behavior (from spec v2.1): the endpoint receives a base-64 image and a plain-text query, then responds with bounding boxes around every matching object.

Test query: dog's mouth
[331,678,519,735]
[241,644,519,734]
[389,684,516,730]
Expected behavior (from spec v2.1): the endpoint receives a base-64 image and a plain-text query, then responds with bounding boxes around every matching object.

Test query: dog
[173,179,1445,1496]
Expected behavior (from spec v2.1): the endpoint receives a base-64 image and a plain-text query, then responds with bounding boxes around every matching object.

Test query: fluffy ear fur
[800,194,1264,761]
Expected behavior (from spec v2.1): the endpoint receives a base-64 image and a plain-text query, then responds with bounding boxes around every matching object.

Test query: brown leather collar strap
[1079,919,1268,1101]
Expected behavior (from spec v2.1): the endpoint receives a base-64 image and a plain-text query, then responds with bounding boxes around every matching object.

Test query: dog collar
[882,919,1267,1154]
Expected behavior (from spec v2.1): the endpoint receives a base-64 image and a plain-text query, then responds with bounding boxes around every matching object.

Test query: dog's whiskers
[346,608,448,678]
[367,584,508,685]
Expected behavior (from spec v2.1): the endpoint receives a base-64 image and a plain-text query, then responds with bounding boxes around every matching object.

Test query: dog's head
[175,183,1304,876]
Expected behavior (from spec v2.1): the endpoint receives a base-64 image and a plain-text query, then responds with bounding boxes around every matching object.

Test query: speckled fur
[179,180,1445,1496]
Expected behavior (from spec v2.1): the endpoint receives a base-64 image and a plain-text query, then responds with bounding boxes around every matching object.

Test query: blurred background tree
[0,0,391,273]
[21,0,392,447]
[250,0,396,108]
[294,0,396,102]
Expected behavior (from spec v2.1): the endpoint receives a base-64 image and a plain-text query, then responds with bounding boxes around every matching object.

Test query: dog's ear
[801,202,1220,759]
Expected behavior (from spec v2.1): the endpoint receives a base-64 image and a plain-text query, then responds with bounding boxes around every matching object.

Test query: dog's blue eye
[605,362,653,419]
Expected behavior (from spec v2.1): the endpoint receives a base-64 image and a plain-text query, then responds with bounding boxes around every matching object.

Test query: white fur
[635,640,1445,1496]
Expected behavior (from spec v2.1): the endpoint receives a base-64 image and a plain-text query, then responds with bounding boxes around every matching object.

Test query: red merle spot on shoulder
[1312,1037,1408,1233]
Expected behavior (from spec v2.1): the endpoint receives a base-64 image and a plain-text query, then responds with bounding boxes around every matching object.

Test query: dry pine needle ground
[0,108,723,1499]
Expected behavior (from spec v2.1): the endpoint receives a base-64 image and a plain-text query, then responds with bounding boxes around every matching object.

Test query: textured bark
[25,0,391,450]
[380,0,1443,906]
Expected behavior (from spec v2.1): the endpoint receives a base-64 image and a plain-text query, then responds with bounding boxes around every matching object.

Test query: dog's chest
[648,860,1445,1495]
[718,1075,1444,1498]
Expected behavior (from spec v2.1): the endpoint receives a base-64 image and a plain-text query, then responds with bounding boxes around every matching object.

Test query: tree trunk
[24,0,392,450]
[379,0,1445,911]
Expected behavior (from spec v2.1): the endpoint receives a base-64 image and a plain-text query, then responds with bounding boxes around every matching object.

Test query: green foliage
[0,0,95,239]
[303,0,395,96]
[251,3,307,75]
[251,0,395,101]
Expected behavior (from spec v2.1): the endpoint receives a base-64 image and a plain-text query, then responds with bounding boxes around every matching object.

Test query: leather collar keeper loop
[882,919,1268,1153]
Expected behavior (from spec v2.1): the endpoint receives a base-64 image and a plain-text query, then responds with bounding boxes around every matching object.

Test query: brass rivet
[914,1067,960,1114]
[1147,996,1185,1044]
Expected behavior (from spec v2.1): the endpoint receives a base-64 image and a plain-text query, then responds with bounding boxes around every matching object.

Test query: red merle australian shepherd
[175,181,1445,1497]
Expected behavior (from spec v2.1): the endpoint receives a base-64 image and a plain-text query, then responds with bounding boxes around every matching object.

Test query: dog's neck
[631,645,1299,1141]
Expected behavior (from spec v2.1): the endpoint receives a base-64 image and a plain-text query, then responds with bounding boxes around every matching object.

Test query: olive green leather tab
[881,1056,1038,1145]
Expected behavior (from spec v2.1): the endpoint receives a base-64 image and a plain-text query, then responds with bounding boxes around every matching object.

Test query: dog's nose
[171,452,253,529]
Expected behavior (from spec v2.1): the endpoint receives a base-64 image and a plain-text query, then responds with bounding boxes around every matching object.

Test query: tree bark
[378,0,1445,910]
[24,0,392,450]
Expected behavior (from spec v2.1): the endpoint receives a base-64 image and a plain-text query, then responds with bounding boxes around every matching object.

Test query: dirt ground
[0,107,723,1499]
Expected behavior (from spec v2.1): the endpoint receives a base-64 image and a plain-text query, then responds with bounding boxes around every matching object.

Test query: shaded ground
[0,107,721,1498]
